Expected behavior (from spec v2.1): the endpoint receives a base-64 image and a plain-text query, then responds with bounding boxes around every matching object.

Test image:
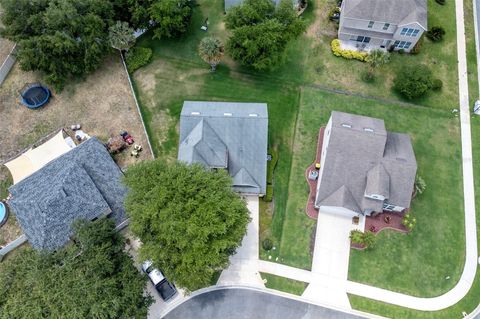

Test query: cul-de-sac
[1,0,480,318]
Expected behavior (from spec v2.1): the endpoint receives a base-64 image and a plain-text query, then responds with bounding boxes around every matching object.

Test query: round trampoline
[20,83,51,109]
[0,202,8,227]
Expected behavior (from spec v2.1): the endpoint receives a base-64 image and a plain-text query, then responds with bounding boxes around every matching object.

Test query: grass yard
[260,273,308,296]
[130,0,472,310]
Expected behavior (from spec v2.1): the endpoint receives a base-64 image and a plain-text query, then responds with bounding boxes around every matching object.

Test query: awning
[4,130,75,184]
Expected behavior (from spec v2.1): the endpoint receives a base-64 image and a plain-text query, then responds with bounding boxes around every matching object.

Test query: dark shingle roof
[8,137,127,250]
[315,111,417,214]
[178,101,268,195]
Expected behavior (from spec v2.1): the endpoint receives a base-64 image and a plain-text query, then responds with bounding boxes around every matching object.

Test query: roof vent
[191,112,201,115]
[341,123,352,128]
[223,112,233,116]
[249,113,258,117]
[364,127,374,132]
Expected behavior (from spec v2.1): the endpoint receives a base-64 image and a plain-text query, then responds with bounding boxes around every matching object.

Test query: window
[341,123,352,128]
[382,23,390,30]
[368,21,374,28]
[400,28,419,37]
[394,41,412,49]
[383,203,396,211]
[356,36,371,43]
[364,127,374,132]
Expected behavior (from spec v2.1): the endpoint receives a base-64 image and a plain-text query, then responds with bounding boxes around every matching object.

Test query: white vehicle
[142,261,177,301]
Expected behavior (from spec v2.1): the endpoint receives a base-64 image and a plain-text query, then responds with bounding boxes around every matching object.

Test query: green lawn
[129,0,477,315]
[260,273,308,296]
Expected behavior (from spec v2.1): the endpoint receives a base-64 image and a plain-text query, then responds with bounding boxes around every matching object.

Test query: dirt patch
[0,54,153,173]
[0,38,14,66]
[0,212,23,246]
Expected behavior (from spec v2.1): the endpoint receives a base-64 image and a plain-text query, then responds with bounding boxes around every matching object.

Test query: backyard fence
[0,43,16,86]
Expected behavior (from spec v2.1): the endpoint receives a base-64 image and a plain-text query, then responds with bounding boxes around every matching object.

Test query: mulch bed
[304,127,325,219]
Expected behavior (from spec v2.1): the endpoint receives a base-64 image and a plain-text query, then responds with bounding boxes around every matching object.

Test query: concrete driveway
[302,210,359,309]
[217,195,264,287]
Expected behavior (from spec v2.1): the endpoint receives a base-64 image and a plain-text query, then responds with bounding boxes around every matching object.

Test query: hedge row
[331,39,368,62]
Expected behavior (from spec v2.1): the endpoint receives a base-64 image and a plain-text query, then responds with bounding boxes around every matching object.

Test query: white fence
[0,234,27,261]
[0,43,16,86]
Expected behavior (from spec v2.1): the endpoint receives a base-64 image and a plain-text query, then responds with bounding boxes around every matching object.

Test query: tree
[123,160,250,291]
[109,21,136,51]
[225,0,305,70]
[393,65,433,99]
[0,0,115,90]
[198,36,225,71]
[149,0,193,39]
[426,26,446,42]
[0,219,152,319]
[366,49,390,70]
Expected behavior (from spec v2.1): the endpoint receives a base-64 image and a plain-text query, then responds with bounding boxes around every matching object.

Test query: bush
[350,230,377,249]
[393,65,433,99]
[427,26,446,42]
[402,213,417,231]
[435,0,446,5]
[266,148,279,183]
[350,230,364,244]
[361,70,375,83]
[431,79,443,91]
[125,47,152,73]
[264,184,274,202]
[411,35,424,55]
[331,39,368,62]
[262,238,274,251]
[415,174,427,195]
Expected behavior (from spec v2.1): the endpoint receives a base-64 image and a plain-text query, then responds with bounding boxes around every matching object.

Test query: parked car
[142,261,177,301]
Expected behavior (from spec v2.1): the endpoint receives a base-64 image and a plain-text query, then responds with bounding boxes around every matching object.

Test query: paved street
[164,287,371,319]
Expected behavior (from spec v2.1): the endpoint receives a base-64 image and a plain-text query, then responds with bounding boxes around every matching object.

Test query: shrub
[402,213,417,231]
[361,70,375,83]
[435,0,446,5]
[431,79,443,91]
[266,148,279,183]
[125,47,152,73]
[411,35,424,55]
[415,174,427,195]
[264,184,274,202]
[398,49,405,54]
[427,26,446,42]
[350,230,377,248]
[331,39,368,62]
[393,65,433,99]
[262,238,273,251]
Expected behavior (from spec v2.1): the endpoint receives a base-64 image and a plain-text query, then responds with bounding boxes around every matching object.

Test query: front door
[380,39,391,48]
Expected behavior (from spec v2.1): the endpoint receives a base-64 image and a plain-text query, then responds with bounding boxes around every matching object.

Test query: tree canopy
[393,64,433,99]
[149,0,193,39]
[109,21,136,51]
[198,36,225,71]
[0,219,152,319]
[123,160,250,291]
[225,0,305,70]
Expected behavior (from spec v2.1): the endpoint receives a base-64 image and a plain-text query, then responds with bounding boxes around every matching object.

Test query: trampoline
[0,202,8,227]
[20,83,51,109]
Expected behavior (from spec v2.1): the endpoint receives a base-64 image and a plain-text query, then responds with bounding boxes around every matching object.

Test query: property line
[119,51,155,159]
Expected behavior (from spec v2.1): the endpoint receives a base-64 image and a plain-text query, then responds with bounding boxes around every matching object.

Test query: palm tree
[198,36,225,72]
[108,21,136,52]
[366,49,390,70]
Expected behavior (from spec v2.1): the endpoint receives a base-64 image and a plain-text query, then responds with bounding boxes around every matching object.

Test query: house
[7,137,127,250]
[315,111,417,218]
[338,0,427,52]
[178,101,268,196]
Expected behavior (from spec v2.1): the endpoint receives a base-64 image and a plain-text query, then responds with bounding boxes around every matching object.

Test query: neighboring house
[178,101,268,196]
[7,137,127,250]
[315,111,417,218]
[225,0,298,11]
[338,0,427,52]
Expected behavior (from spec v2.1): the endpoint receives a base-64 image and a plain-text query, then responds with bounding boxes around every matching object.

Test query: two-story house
[338,0,427,52]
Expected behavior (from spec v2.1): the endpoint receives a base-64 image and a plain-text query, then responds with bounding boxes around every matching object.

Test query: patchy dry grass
[0,54,152,172]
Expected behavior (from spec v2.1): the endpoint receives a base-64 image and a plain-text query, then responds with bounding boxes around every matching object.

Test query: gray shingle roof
[8,137,127,250]
[315,111,417,214]
[178,101,268,195]
[342,0,427,30]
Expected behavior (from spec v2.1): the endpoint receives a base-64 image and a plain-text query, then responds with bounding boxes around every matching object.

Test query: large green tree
[198,36,224,71]
[123,160,250,291]
[225,0,305,70]
[393,64,433,99]
[0,0,115,90]
[0,219,152,319]
[149,0,193,39]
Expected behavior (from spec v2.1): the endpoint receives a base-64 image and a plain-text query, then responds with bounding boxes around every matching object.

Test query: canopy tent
[4,131,75,184]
